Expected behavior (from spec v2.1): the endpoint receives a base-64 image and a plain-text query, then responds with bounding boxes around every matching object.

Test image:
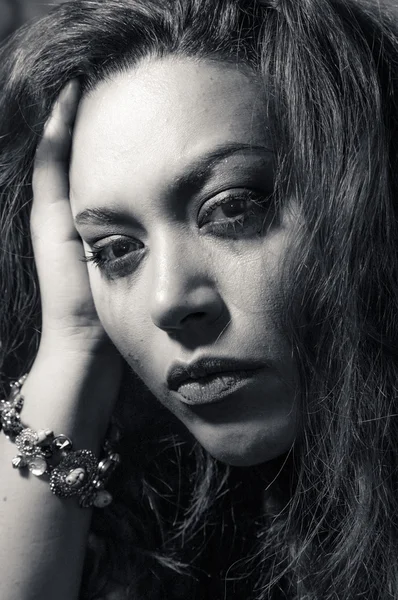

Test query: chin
[178,407,298,467]
[200,437,293,467]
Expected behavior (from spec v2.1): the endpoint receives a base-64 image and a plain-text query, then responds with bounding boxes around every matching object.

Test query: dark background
[0,0,64,43]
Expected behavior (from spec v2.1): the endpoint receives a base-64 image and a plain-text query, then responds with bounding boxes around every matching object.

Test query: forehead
[70,57,270,206]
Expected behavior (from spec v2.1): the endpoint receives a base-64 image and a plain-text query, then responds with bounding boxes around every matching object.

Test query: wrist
[1,373,122,510]
[40,327,119,358]
[20,344,123,452]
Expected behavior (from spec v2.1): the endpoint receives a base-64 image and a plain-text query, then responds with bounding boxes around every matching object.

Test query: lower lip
[174,369,262,406]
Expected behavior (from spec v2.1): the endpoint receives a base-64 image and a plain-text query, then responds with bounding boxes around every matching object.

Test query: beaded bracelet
[0,373,122,509]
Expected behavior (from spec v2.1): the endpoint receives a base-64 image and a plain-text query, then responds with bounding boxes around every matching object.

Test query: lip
[166,356,267,405]
[174,369,263,406]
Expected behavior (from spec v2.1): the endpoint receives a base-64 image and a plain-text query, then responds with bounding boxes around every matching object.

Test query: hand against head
[31,81,119,357]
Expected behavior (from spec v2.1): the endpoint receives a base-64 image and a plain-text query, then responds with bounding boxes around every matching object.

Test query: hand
[31,80,117,356]
[28,80,124,428]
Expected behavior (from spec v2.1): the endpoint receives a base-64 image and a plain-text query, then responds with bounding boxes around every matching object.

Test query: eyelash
[81,189,274,277]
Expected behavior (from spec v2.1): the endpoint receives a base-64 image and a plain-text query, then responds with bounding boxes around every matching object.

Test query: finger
[30,80,98,325]
[31,80,80,238]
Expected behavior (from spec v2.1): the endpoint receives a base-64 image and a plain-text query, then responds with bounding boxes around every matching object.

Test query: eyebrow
[74,142,273,227]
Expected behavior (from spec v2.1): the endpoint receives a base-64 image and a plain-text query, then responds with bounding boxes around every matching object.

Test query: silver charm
[78,487,97,508]
[15,428,39,456]
[12,455,28,469]
[52,434,73,453]
[97,458,116,479]
[109,452,121,464]
[92,477,105,490]
[28,456,48,477]
[0,400,14,413]
[49,449,97,498]
[97,452,121,481]
[36,429,54,445]
[93,490,113,508]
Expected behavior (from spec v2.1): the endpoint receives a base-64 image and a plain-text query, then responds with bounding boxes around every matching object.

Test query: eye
[102,238,140,260]
[208,197,250,220]
[81,236,143,278]
[198,189,275,235]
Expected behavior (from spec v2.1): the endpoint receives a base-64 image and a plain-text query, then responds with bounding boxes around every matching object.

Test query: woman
[0,0,397,598]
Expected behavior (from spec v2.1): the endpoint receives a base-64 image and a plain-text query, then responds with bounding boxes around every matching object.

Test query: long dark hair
[1,0,398,598]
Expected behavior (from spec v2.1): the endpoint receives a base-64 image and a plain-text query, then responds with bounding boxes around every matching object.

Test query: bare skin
[0,60,298,600]
[70,58,299,466]
[0,82,123,600]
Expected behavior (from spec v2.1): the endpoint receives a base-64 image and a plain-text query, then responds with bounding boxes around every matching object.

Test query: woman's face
[70,56,299,466]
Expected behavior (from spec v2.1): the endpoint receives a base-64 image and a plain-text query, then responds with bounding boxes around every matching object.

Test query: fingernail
[57,79,80,106]
[41,80,80,137]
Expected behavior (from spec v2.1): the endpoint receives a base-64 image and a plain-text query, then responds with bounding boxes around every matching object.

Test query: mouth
[166,357,267,406]
[174,369,263,406]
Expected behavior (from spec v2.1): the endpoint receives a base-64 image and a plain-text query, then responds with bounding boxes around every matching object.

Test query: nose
[149,232,224,332]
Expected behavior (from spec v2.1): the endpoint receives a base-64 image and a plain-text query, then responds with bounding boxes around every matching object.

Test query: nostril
[182,312,206,324]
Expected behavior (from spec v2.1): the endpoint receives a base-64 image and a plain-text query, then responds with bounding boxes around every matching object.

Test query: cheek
[216,233,288,319]
[88,273,150,369]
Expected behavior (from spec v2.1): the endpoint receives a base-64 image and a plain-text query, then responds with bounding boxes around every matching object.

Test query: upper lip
[166,356,266,391]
